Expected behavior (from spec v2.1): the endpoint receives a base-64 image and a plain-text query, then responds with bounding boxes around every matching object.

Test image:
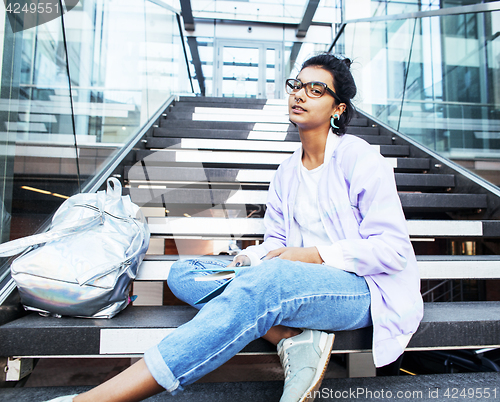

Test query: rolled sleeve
[316,243,345,270]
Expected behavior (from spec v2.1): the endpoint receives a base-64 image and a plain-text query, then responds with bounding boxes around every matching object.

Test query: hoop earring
[331,113,340,129]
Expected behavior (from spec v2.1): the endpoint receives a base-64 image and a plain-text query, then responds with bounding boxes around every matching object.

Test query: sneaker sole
[298,333,335,402]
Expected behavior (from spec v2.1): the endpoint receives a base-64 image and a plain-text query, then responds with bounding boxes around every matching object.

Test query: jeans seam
[191,258,228,269]
[177,292,369,382]
[177,303,283,382]
[280,292,370,302]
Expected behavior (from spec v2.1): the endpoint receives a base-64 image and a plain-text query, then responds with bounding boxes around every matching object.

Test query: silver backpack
[0,178,149,318]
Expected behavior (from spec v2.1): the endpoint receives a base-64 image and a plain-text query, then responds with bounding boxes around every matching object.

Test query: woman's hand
[263,247,324,264]
[227,254,251,268]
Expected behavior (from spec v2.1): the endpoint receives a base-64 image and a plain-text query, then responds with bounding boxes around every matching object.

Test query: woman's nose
[295,86,306,101]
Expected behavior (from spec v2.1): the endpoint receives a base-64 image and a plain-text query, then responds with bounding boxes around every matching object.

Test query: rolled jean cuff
[144,344,184,395]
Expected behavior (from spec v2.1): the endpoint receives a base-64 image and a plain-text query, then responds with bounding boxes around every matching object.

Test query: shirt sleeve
[335,144,414,277]
[238,166,288,263]
[235,249,262,266]
[315,243,346,270]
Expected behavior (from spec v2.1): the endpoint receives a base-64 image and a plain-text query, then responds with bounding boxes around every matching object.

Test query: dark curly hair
[301,53,356,135]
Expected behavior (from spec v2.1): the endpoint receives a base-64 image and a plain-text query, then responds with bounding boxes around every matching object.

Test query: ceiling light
[21,186,51,195]
[22,186,69,199]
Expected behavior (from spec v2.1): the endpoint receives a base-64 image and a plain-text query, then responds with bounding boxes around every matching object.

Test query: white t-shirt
[294,134,345,269]
[239,131,345,269]
[294,163,331,247]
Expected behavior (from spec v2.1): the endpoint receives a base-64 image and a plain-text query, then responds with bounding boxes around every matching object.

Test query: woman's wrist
[309,247,324,264]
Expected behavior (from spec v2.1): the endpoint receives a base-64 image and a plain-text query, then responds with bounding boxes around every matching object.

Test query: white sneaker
[278,330,335,402]
[44,395,78,402]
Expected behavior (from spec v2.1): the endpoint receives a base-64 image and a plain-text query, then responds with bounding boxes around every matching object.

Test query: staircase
[1,96,500,400]
[131,96,500,303]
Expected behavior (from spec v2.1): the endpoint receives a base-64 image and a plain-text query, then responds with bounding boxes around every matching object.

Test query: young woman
[47,53,423,402]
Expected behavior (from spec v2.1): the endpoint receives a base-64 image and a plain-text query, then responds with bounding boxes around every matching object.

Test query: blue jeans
[143,257,372,393]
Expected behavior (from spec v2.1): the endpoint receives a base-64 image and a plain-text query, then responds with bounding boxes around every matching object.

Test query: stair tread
[141,218,500,238]
[1,303,499,357]
[143,139,408,156]
[134,149,414,166]
[4,372,500,402]
[126,165,454,189]
[125,187,487,210]
[136,255,500,281]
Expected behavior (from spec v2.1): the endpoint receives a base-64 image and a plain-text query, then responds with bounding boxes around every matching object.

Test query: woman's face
[288,66,342,132]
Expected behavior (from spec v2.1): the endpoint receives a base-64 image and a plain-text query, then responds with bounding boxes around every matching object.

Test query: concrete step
[134,149,412,168]
[1,302,499,357]
[150,130,393,144]
[162,112,346,126]
[166,112,292,123]
[165,105,372,128]
[178,96,272,105]
[138,218,499,239]
[136,255,500,281]
[126,165,454,191]
[125,187,486,212]
[159,118,372,132]
[3,372,500,401]
[152,129,302,142]
[159,118,291,131]
[163,109,374,128]
[143,137,403,155]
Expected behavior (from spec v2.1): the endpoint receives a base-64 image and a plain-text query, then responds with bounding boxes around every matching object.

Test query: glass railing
[0,0,193,292]
[332,3,500,187]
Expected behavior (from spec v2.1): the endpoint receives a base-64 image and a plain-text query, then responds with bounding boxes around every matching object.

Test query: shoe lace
[278,341,292,381]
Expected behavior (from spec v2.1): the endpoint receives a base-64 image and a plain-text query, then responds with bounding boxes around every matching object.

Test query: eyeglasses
[285,78,341,103]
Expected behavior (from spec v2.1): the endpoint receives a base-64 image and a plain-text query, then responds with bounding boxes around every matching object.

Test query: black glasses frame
[285,78,342,103]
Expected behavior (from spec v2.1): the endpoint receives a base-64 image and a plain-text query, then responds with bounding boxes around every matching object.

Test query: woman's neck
[299,128,329,170]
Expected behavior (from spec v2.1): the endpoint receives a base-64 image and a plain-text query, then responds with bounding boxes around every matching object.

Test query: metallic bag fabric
[0,178,150,318]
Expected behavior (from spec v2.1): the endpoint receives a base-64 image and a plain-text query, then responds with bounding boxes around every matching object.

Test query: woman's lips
[291,105,306,113]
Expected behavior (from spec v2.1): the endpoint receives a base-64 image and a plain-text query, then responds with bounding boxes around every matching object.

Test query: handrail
[145,0,195,94]
[146,0,180,15]
[329,1,500,51]
[397,18,417,132]
[328,23,345,53]
[83,94,176,194]
[0,93,178,307]
[357,109,500,198]
[177,14,195,94]
[381,99,500,108]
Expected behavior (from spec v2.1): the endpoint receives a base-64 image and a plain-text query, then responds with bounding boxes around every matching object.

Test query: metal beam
[186,37,205,96]
[180,0,195,31]
[344,1,500,25]
[296,0,320,38]
[289,42,303,72]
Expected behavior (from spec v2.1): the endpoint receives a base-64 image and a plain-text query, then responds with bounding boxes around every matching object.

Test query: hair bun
[343,58,352,69]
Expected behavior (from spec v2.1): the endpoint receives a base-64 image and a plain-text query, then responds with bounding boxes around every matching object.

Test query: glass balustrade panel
[337,9,500,187]
[0,0,191,284]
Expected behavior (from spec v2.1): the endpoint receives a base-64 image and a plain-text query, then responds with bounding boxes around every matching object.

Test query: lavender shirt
[244,133,424,367]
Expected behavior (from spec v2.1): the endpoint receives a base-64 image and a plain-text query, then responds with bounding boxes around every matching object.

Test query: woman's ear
[336,103,347,116]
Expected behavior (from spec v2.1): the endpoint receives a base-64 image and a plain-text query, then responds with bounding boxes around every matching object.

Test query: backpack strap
[0,208,103,257]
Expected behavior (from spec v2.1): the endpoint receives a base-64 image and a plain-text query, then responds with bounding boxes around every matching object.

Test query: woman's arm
[333,143,413,276]
[233,166,289,265]
[262,246,323,264]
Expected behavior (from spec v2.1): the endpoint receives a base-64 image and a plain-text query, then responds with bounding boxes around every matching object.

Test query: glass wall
[344,0,487,20]
[336,8,500,186]
[0,0,192,284]
[188,20,335,99]
[190,0,340,24]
